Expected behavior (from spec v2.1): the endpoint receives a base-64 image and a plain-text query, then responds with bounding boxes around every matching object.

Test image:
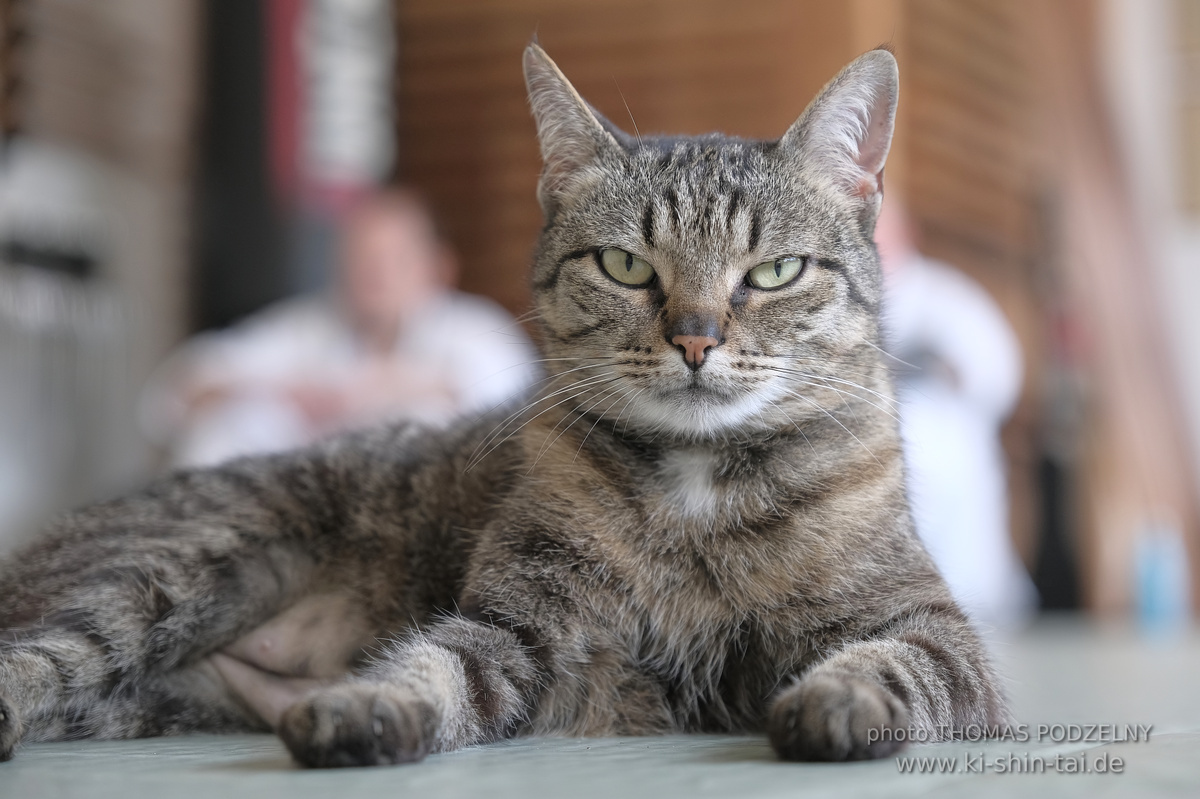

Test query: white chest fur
[658,448,721,518]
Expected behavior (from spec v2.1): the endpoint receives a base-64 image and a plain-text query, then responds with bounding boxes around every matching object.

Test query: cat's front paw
[767,671,908,761]
[0,691,24,762]
[278,683,438,768]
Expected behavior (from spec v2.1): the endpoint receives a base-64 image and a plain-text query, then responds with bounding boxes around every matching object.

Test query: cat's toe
[0,691,25,762]
[767,671,908,762]
[278,683,437,768]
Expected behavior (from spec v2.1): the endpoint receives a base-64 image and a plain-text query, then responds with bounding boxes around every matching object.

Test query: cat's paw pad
[767,671,908,761]
[278,683,438,768]
[0,692,25,762]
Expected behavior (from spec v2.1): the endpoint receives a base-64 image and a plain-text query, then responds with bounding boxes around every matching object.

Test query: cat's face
[525,46,898,441]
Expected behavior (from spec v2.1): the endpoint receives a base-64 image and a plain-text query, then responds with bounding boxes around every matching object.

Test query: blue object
[1135,522,1192,634]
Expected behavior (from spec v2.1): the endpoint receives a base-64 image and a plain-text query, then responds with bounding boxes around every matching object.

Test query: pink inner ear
[852,96,892,191]
[852,173,881,200]
[851,167,886,200]
[837,79,894,196]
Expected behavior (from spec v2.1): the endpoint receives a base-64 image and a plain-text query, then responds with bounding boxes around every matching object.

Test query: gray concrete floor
[3,617,1199,798]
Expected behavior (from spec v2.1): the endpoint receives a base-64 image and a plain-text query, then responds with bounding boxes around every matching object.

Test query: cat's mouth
[656,369,729,397]
[632,378,770,438]
[648,370,756,412]
[648,356,755,399]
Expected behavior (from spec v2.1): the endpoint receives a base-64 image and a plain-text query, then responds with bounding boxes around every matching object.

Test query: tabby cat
[0,45,1006,767]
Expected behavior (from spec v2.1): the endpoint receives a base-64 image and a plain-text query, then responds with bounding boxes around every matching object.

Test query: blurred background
[0,0,1197,625]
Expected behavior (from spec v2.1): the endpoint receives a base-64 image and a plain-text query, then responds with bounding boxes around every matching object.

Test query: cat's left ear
[524,43,623,215]
[780,49,898,226]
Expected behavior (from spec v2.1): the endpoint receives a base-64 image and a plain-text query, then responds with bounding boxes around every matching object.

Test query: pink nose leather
[672,334,720,368]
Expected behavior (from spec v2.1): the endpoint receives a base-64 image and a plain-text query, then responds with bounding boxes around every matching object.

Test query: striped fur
[0,46,1007,767]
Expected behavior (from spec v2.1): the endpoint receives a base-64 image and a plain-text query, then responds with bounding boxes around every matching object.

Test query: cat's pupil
[625,253,634,272]
[774,260,782,277]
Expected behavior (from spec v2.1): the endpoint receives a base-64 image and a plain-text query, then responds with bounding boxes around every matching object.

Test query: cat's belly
[204,592,375,728]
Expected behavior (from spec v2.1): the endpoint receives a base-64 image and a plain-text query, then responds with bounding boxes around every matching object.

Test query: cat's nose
[671,334,721,370]
[667,313,722,370]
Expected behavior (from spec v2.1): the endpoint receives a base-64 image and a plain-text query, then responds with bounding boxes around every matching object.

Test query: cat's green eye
[746,257,805,290]
[599,248,656,287]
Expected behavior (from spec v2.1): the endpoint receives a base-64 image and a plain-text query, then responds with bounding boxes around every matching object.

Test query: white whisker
[574,385,639,461]
[465,371,619,471]
[764,367,901,422]
[765,398,817,456]
[532,381,628,472]
[774,386,884,466]
[613,388,646,437]
[861,337,919,370]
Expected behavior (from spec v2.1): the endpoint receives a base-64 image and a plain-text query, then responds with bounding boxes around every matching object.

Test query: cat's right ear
[524,44,621,215]
[780,49,898,228]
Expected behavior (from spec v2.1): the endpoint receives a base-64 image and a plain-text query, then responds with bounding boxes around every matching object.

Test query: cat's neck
[523,400,903,526]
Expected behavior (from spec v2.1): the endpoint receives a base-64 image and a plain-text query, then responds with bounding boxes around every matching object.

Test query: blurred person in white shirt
[144,189,538,467]
[876,197,1037,629]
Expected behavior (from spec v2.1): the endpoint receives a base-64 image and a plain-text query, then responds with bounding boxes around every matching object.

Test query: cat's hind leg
[0,422,457,761]
[0,563,382,759]
[0,545,309,758]
[0,589,382,759]
[0,459,336,759]
[0,627,271,759]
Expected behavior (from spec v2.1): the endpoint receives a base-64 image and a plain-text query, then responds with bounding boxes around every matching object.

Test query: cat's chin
[622,385,772,441]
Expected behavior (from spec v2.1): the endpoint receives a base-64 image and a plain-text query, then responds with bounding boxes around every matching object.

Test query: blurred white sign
[301,0,396,187]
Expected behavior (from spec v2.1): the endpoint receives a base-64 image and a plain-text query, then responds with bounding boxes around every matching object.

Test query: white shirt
[144,291,538,466]
[883,255,1037,629]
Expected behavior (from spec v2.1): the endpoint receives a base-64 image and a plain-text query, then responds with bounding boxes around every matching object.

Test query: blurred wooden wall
[900,0,1048,579]
[1026,0,1200,613]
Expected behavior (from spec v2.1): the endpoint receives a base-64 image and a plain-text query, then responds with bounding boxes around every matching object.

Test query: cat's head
[524,45,898,442]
